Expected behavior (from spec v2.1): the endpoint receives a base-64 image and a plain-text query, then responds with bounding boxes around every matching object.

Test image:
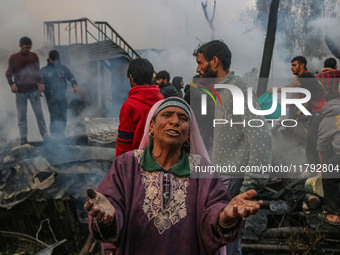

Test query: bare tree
[201,0,216,40]
[254,0,340,60]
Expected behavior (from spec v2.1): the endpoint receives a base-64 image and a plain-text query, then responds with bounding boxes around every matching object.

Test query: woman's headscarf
[138,97,211,163]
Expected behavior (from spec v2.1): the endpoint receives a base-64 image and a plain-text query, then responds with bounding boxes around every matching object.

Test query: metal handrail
[95,21,140,59]
[43,18,140,59]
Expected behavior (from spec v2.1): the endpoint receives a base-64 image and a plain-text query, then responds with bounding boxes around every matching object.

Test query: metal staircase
[43,18,140,63]
[42,18,140,117]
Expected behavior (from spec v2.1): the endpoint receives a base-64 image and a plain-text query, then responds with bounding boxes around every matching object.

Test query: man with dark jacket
[156,70,179,98]
[269,56,326,163]
[41,50,80,139]
[116,58,164,156]
[269,56,326,113]
[5,36,48,145]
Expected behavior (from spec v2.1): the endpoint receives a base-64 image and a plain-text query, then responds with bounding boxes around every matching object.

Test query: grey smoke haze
[0,0,260,140]
[307,17,340,60]
[0,0,261,78]
[1,0,339,141]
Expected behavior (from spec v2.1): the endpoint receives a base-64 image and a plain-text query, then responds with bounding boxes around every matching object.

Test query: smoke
[3,0,334,141]
[0,54,18,140]
[0,0,260,76]
[307,17,340,58]
[0,0,261,140]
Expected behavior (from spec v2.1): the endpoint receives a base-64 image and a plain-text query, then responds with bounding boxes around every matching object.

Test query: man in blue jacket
[41,50,80,139]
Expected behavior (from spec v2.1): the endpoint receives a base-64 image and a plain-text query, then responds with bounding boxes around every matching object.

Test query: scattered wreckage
[0,120,339,254]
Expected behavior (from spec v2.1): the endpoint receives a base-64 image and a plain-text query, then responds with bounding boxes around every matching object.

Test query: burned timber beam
[0,230,48,247]
[257,0,280,97]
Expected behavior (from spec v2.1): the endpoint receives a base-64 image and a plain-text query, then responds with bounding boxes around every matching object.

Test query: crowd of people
[87,39,340,254]
[5,36,340,254]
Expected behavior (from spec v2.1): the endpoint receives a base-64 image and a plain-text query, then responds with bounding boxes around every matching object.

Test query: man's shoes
[20,138,28,145]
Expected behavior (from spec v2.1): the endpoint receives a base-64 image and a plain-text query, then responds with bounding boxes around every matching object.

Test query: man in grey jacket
[317,91,340,224]
[193,40,272,254]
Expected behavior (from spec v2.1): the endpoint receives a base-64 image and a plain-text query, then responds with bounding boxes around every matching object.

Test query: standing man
[316,57,340,94]
[268,56,326,164]
[5,36,48,145]
[116,58,164,156]
[155,70,179,98]
[41,50,80,139]
[193,40,272,255]
[317,91,340,224]
[269,56,326,114]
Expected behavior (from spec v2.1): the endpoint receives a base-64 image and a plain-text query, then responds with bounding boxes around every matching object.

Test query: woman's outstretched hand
[219,190,263,226]
[84,187,115,225]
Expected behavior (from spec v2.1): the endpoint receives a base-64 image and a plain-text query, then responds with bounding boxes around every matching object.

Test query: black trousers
[45,91,68,138]
[322,154,340,215]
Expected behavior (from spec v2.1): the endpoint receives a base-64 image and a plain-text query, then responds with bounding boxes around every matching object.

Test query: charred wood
[0,230,48,247]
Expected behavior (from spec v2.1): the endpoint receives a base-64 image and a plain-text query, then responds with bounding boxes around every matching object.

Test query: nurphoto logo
[198,84,312,128]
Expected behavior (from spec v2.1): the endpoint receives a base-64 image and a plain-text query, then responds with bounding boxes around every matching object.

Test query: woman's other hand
[84,187,116,225]
[219,190,263,226]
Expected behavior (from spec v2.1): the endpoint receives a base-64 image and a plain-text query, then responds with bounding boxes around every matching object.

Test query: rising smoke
[1,0,339,141]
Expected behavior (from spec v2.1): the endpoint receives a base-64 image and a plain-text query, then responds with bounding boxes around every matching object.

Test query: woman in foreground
[84,97,262,254]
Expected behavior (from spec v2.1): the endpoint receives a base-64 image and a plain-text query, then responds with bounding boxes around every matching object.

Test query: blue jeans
[15,90,47,140]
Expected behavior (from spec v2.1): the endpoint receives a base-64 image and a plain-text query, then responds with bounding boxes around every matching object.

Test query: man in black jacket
[156,70,179,98]
[41,50,80,139]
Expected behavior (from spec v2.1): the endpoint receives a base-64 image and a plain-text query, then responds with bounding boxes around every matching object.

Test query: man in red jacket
[116,58,164,156]
[108,58,163,254]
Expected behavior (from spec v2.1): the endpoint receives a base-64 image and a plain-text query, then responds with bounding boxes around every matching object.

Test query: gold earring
[149,132,154,142]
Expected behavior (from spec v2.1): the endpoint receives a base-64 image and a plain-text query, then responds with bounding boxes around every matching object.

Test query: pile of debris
[242,178,340,254]
[0,138,113,254]
[1,134,339,254]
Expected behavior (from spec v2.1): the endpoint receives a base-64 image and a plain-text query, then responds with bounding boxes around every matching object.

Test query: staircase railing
[43,18,140,59]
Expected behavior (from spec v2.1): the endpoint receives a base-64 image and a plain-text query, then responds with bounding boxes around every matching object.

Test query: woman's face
[150,106,190,149]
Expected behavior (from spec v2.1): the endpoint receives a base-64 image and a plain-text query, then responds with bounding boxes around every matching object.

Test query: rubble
[10,143,35,156]
[2,155,15,164]
[242,178,340,254]
[0,132,339,254]
[84,117,119,144]
[0,139,113,254]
